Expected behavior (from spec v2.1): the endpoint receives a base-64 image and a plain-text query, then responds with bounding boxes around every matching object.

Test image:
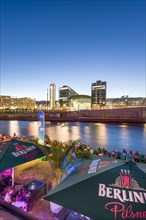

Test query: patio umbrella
[0,138,51,172]
[44,155,146,220]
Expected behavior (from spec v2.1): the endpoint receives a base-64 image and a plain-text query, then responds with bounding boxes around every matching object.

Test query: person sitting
[4,187,14,203]
[15,189,23,201]
[111,149,117,157]
[12,196,28,211]
[127,150,133,160]
[133,151,140,163]
[120,149,127,160]
[22,189,31,202]
[3,175,12,186]
[121,149,127,157]
[116,152,121,159]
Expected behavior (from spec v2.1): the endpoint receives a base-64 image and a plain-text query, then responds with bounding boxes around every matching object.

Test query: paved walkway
[0,205,24,220]
[29,198,54,220]
[0,198,55,220]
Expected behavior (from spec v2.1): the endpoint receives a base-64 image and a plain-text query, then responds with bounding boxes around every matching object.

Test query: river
[0,120,146,155]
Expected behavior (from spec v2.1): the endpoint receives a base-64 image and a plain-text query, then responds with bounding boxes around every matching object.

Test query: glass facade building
[68,95,91,111]
[106,97,146,108]
[91,80,107,108]
[59,85,78,109]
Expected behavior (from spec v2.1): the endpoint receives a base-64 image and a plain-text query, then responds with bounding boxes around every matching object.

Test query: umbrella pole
[12,167,14,187]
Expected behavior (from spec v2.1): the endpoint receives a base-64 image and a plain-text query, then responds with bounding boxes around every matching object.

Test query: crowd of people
[0,168,32,212]
[0,133,27,141]
[92,146,145,163]
[70,142,145,163]
[2,185,30,211]
[110,148,145,163]
[0,133,145,164]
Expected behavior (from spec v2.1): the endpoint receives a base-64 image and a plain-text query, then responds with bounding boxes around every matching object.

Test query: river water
[0,120,146,155]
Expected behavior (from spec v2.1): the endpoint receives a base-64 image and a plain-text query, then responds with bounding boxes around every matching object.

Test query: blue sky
[1,0,145,100]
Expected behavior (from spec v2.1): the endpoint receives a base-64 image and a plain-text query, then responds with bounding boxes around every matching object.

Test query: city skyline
[1,80,146,102]
[1,0,145,101]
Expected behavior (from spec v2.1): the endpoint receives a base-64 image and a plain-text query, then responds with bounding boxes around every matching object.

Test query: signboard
[88,159,100,174]
[38,110,45,145]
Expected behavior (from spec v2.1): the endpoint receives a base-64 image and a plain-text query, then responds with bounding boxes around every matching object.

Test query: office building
[0,96,36,109]
[91,80,107,108]
[50,83,56,110]
[106,97,146,108]
[68,95,91,111]
[59,85,78,109]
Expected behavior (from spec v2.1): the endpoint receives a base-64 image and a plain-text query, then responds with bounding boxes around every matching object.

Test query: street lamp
[47,88,48,111]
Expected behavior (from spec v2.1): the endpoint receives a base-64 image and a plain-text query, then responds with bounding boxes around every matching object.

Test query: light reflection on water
[45,123,80,142]
[9,121,20,136]
[28,121,38,139]
[0,120,145,154]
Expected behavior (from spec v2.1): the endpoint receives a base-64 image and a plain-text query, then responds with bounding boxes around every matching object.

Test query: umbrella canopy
[44,155,146,220]
[0,138,51,172]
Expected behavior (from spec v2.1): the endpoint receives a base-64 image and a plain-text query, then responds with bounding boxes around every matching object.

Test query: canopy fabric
[44,156,146,220]
[0,138,51,172]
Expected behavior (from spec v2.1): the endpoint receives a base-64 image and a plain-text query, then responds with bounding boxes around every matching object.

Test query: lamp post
[47,88,48,111]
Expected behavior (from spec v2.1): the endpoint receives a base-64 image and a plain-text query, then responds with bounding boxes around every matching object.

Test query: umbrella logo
[109,169,145,191]
[14,143,25,151]
[98,169,146,219]
[120,169,133,189]
[12,144,37,158]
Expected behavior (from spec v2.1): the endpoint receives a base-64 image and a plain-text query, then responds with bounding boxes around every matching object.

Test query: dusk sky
[1,0,145,101]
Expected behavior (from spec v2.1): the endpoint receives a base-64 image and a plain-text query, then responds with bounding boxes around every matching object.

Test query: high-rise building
[91,80,107,108]
[59,85,78,109]
[50,83,56,109]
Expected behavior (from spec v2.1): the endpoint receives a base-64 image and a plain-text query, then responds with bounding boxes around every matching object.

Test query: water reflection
[119,124,128,128]
[0,120,145,154]
[28,121,38,139]
[45,123,80,142]
[9,121,20,136]
[118,124,130,151]
[95,123,108,147]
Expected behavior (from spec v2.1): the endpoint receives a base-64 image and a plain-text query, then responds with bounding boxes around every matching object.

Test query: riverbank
[0,107,146,123]
[0,115,145,123]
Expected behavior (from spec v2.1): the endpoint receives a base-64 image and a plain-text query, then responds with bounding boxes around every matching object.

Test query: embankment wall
[0,107,146,123]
